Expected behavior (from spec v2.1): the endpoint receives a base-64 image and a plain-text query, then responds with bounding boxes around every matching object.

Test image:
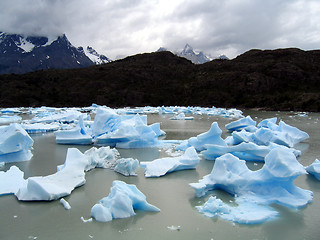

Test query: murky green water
[1,110,320,240]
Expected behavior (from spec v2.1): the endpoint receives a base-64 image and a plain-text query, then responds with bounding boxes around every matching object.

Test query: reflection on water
[1,111,320,240]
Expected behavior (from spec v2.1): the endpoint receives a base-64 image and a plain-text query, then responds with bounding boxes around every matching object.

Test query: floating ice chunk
[0,166,26,195]
[191,148,313,224]
[0,123,34,163]
[55,116,92,144]
[92,107,161,148]
[167,225,181,231]
[0,146,120,201]
[257,117,277,128]
[30,110,86,124]
[225,116,256,132]
[0,162,4,168]
[141,147,200,177]
[176,122,226,151]
[202,141,300,162]
[305,159,320,181]
[196,196,278,224]
[16,148,88,201]
[0,115,22,124]
[91,180,160,222]
[83,146,120,171]
[22,123,60,134]
[114,158,139,176]
[81,217,93,223]
[170,113,194,120]
[275,121,309,147]
[60,198,71,210]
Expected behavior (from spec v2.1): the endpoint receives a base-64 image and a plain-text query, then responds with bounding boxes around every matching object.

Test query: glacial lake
[1,110,320,240]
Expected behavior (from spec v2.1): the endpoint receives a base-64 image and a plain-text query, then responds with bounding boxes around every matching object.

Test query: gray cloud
[0,0,319,59]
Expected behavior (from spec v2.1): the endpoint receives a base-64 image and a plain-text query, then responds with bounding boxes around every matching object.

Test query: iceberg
[306,159,320,181]
[55,107,163,148]
[176,122,227,151]
[0,146,120,201]
[29,109,86,124]
[202,142,300,162]
[140,147,200,177]
[170,112,194,120]
[227,117,309,148]
[55,116,92,145]
[196,196,278,224]
[22,123,60,134]
[91,180,160,222]
[190,148,313,224]
[225,116,257,132]
[114,158,139,176]
[0,123,34,163]
[0,166,26,195]
[0,115,22,124]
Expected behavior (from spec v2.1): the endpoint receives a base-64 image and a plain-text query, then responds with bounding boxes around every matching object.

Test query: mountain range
[0,48,319,111]
[0,32,110,74]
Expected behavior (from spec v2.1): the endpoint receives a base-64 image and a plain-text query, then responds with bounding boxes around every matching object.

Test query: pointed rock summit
[0,32,110,74]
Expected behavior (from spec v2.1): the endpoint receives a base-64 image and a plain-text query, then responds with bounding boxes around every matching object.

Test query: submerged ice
[91,180,160,222]
[190,148,313,224]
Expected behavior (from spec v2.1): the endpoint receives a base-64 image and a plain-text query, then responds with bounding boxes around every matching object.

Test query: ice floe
[190,148,313,224]
[0,123,34,163]
[0,146,120,201]
[91,180,160,222]
[306,159,320,181]
[140,147,200,177]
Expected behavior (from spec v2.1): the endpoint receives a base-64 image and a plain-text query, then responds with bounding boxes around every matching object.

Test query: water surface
[1,110,320,240]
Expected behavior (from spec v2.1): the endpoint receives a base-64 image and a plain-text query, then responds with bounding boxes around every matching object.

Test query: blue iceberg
[0,146,120,201]
[306,159,320,181]
[190,148,313,224]
[140,147,200,177]
[176,122,227,151]
[91,180,160,222]
[225,116,257,132]
[0,123,34,163]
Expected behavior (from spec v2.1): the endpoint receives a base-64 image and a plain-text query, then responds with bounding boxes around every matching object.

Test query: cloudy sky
[0,0,319,59]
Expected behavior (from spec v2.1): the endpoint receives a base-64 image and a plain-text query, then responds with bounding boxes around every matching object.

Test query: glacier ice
[114,158,139,176]
[22,123,60,134]
[202,142,300,162]
[91,180,160,222]
[55,115,92,144]
[306,159,320,181]
[0,146,120,201]
[176,122,227,152]
[190,148,313,224]
[0,115,22,124]
[225,116,257,132]
[0,123,34,163]
[55,107,163,148]
[140,147,200,177]
[170,112,194,120]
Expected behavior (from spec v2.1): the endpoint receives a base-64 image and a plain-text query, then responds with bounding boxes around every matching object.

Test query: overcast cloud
[0,0,319,59]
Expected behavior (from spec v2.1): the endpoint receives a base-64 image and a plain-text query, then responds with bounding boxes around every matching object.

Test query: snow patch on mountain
[78,46,111,64]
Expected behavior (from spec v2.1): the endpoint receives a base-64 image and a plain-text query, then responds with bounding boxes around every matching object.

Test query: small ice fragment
[81,217,93,223]
[60,198,71,210]
[167,225,181,231]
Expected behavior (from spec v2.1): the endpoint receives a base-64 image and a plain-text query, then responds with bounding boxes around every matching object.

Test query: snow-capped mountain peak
[0,32,111,74]
[78,46,111,64]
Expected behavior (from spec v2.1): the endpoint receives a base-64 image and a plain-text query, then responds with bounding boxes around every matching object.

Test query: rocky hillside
[0,48,319,111]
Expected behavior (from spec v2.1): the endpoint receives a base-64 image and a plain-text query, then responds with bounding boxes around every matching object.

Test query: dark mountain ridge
[0,48,319,111]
